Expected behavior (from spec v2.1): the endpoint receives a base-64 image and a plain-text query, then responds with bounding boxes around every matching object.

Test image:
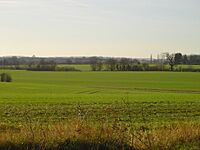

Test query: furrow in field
[91,86,200,94]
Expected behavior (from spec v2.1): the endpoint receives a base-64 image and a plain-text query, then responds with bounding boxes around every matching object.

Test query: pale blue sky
[0,0,199,57]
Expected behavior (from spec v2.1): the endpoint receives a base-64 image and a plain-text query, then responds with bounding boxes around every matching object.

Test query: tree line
[0,54,199,67]
[0,59,80,72]
[0,53,199,72]
[90,53,200,72]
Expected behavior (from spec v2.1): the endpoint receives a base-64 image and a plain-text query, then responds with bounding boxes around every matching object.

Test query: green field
[0,70,200,149]
[0,71,200,123]
[58,64,91,71]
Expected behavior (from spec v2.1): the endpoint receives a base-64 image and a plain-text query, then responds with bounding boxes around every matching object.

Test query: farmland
[0,70,200,149]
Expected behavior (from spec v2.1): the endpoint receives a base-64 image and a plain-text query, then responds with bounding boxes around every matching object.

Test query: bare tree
[90,57,103,71]
[166,53,175,71]
[96,61,103,71]
[106,58,117,71]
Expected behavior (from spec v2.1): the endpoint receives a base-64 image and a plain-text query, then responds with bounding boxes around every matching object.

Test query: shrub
[0,73,12,82]
[27,64,56,71]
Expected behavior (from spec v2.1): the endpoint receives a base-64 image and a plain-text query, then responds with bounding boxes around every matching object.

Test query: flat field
[0,70,200,149]
[0,71,200,124]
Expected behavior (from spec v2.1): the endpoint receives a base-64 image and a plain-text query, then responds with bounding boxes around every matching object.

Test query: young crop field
[0,70,200,149]
[58,64,91,71]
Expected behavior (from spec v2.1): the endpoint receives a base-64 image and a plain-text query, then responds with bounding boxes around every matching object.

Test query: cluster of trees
[27,59,57,71]
[91,59,167,71]
[166,53,200,71]
[27,59,80,71]
[105,58,140,71]
[90,57,140,71]
[157,53,200,65]
[90,57,103,71]
[0,59,79,71]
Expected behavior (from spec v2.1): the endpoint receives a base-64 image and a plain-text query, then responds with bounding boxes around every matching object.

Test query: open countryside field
[58,64,91,71]
[0,70,200,149]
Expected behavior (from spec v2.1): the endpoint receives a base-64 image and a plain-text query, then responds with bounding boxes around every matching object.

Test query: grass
[58,64,91,71]
[0,70,200,149]
[1,120,200,149]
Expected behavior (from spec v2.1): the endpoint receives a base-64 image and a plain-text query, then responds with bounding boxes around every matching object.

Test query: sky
[0,0,199,58]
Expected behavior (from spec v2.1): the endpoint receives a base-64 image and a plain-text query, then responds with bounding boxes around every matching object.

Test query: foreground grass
[1,120,200,150]
[1,100,200,149]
